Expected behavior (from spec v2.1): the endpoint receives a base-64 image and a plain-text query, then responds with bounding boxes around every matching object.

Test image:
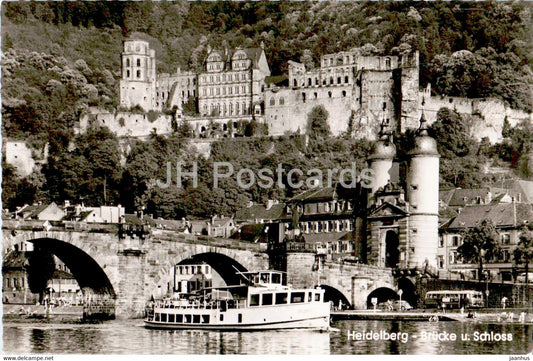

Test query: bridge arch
[366,287,398,308]
[316,284,352,310]
[176,252,249,286]
[30,238,115,298]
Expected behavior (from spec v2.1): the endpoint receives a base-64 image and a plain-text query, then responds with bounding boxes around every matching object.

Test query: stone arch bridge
[3,221,398,317]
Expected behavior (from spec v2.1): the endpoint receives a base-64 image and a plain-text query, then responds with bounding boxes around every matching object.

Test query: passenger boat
[144,270,330,331]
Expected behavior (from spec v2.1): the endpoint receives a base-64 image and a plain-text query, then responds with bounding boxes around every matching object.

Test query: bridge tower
[367,122,396,202]
[405,111,440,269]
[119,38,156,111]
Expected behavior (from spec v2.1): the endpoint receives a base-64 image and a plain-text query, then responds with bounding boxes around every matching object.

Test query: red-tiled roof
[235,203,285,222]
[445,203,533,230]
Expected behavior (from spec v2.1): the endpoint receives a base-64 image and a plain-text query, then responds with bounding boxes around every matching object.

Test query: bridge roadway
[2,220,396,318]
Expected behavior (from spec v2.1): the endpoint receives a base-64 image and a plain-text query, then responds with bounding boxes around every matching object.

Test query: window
[161,313,167,322]
[219,314,224,321]
[452,236,460,247]
[185,315,192,323]
[136,70,141,78]
[201,315,210,324]
[126,70,130,78]
[275,293,288,304]
[501,234,510,245]
[270,98,275,106]
[271,273,281,284]
[250,294,260,306]
[314,293,321,302]
[262,293,273,305]
[279,97,285,105]
[290,292,305,303]
[238,314,243,323]
[126,58,130,67]
[193,315,201,323]
[137,59,141,66]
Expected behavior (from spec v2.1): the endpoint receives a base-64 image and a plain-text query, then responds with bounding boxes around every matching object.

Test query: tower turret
[367,121,396,199]
[405,110,440,269]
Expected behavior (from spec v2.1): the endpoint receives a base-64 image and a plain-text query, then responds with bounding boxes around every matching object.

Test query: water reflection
[3,319,532,355]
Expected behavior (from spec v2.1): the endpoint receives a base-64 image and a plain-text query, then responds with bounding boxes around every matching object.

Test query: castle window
[279,97,284,105]
[330,77,333,85]
[337,77,341,84]
[342,90,346,97]
[385,58,391,70]
[302,93,306,103]
[136,70,141,78]
[501,234,510,245]
[294,79,297,87]
[270,98,275,106]
[328,91,332,98]
[126,58,130,67]
[345,76,349,83]
[315,78,319,85]
[126,70,130,78]
[137,59,141,66]
[308,78,312,86]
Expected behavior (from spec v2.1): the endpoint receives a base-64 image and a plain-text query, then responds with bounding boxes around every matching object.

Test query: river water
[3,318,532,355]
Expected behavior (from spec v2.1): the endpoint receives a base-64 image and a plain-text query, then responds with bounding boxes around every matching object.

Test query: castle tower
[119,38,156,111]
[399,51,420,133]
[367,122,396,201]
[405,111,440,269]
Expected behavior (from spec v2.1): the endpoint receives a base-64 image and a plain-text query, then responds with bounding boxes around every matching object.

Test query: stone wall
[421,92,532,143]
[78,110,173,138]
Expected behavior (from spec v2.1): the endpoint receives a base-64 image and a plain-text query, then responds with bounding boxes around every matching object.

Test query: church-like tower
[405,112,440,269]
[119,38,156,111]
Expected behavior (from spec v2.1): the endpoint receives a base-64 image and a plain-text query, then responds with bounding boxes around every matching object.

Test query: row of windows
[440,234,513,248]
[292,75,351,88]
[125,70,142,79]
[202,102,250,116]
[249,291,322,307]
[448,250,513,265]
[299,220,354,233]
[201,72,250,83]
[125,58,143,67]
[154,313,210,324]
[202,85,249,96]
[322,56,355,67]
[176,265,211,275]
[4,277,24,289]
[300,90,347,103]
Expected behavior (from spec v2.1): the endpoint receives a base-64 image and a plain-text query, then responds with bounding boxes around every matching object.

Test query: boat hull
[144,315,329,331]
[144,302,330,331]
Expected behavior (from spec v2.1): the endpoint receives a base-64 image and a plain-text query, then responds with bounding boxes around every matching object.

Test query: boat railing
[154,299,247,310]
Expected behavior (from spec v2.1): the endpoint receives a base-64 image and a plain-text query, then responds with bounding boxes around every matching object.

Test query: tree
[514,225,533,284]
[457,219,501,281]
[307,105,330,138]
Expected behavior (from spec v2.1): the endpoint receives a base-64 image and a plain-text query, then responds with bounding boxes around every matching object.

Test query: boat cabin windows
[262,293,273,305]
[168,314,175,323]
[185,314,192,323]
[275,293,288,304]
[290,292,305,303]
[176,314,183,323]
[250,294,260,306]
[238,314,243,323]
[220,314,224,321]
[202,315,210,324]
[315,293,321,302]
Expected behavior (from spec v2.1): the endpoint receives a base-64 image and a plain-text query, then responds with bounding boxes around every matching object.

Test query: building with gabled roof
[438,202,533,281]
[16,202,65,221]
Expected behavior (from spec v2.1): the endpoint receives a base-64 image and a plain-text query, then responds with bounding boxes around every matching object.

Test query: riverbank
[3,304,83,322]
[331,308,533,323]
